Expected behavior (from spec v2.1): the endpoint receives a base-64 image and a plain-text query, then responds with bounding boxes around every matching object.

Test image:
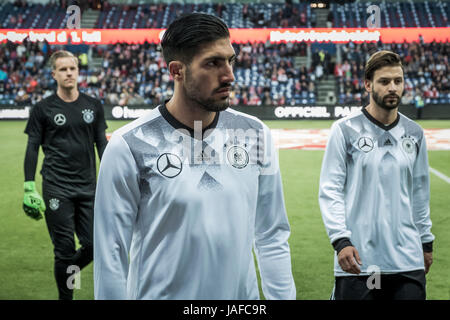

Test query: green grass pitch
[0,120,449,300]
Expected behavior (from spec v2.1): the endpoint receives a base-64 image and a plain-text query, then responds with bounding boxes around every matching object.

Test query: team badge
[402,137,415,154]
[82,109,94,124]
[227,146,249,169]
[49,198,60,211]
[54,113,66,126]
[358,137,374,153]
[157,153,182,178]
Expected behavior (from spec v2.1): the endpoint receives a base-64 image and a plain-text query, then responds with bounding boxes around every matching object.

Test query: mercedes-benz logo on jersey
[49,198,60,211]
[227,146,249,169]
[54,113,66,126]
[82,109,94,124]
[358,137,374,153]
[157,153,182,178]
[402,137,415,154]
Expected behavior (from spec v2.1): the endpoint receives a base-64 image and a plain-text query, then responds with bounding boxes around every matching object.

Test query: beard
[183,67,231,112]
[372,89,402,110]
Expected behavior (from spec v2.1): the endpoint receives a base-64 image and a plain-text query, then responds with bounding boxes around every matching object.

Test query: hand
[23,181,45,220]
[424,252,433,274]
[337,246,362,274]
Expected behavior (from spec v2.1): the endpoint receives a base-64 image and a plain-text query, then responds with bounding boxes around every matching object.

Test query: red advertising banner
[0,28,448,45]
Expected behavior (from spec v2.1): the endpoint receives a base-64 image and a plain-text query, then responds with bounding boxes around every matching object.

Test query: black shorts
[332,270,426,300]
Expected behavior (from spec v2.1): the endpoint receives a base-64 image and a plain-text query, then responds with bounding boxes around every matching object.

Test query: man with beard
[93,13,296,300]
[319,50,434,300]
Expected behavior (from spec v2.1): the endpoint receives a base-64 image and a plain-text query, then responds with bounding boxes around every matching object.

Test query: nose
[221,62,235,84]
[388,80,398,92]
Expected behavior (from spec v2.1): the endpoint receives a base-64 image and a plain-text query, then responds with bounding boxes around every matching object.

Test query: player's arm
[94,132,140,300]
[254,125,296,300]
[94,126,108,160]
[23,104,45,220]
[24,140,39,182]
[412,132,435,273]
[318,122,361,274]
[94,100,108,159]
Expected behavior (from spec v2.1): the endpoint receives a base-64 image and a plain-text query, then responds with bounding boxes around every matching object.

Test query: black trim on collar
[362,107,400,131]
[158,101,220,138]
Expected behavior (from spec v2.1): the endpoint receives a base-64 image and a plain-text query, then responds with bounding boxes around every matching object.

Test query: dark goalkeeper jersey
[25,92,107,195]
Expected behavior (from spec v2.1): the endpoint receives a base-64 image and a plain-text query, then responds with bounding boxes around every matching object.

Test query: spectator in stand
[315,64,324,82]
[414,88,425,119]
[401,89,414,105]
[0,68,7,82]
[327,11,333,28]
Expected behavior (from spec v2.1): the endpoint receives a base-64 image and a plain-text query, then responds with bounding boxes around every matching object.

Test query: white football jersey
[94,104,296,299]
[319,108,434,276]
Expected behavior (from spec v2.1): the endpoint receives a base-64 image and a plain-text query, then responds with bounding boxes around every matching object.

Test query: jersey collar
[362,106,400,131]
[158,101,220,139]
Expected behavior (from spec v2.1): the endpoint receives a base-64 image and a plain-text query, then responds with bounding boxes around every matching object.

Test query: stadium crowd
[334,41,449,105]
[90,40,312,106]
[0,39,448,107]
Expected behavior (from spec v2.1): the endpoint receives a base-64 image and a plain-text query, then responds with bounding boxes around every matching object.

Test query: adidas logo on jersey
[384,138,393,146]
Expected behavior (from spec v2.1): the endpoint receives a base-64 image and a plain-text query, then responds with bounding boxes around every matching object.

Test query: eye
[206,60,218,67]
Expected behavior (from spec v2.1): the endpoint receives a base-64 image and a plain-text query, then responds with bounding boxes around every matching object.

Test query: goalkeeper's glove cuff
[24,181,36,192]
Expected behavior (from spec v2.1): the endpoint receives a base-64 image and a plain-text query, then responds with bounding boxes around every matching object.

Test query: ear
[364,79,372,93]
[51,70,55,80]
[168,61,184,82]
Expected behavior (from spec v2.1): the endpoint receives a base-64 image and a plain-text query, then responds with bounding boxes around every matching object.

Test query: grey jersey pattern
[319,109,434,276]
[94,106,296,299]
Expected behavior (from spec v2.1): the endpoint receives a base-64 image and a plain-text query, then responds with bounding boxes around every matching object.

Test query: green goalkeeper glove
[23,181,45,220]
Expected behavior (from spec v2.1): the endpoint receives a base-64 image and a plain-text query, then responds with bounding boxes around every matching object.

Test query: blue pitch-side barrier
[1,104,450,121]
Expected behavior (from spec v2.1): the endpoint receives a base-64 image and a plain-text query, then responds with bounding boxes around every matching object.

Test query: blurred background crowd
[0,0,448,107]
